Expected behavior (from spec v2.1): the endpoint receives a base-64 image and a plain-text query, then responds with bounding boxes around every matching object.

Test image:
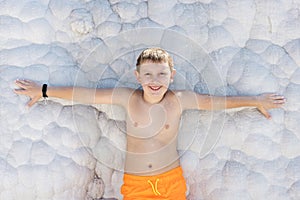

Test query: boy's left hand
[256,93,286,119]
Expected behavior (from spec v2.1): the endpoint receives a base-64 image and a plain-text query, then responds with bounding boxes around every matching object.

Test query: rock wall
[0,0,300,199]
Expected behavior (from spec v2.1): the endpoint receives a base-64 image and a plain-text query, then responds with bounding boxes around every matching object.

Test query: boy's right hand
[256,93,286,119]
[14,80,42,107]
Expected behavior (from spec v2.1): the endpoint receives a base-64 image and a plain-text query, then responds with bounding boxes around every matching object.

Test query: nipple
[134,122,138,127]
[165,124,169,129]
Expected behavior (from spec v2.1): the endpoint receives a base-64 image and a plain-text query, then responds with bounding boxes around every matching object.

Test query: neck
[142,92,165,104]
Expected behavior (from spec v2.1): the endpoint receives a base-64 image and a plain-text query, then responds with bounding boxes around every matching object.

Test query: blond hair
[136,47,174,72]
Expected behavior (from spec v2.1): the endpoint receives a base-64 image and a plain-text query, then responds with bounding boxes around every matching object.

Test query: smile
[149,86,162,91]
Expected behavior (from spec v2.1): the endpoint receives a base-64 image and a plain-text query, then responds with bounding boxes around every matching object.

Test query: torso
[124,90,182,175]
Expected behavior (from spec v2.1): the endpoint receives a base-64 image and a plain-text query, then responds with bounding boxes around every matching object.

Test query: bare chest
[126,103,181,140]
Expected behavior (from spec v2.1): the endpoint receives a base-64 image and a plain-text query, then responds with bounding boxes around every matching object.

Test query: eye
[144,73,151,76]
[160,72,166,76]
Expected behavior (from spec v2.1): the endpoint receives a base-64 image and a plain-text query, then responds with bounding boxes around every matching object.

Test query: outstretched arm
[177,91,286,119]
[14,80,132,107]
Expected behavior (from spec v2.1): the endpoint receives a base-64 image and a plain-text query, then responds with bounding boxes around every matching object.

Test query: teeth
[150,86,160,91]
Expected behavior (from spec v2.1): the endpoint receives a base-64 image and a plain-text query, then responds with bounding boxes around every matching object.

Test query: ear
[134,70,141,83]
[170,69,176,82]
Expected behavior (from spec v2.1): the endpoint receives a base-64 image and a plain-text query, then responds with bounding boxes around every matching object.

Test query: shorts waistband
[123,166,183,182]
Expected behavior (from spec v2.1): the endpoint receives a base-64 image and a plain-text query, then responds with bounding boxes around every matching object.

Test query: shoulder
[107,87,135,106]
[112,87,135,96]
[130,89,143,100]
[171,90,200,110]
[164,90,186,105]
[120,88,143,106]
[171,90,195,99]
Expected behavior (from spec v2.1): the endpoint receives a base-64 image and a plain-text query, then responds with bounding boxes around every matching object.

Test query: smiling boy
[15,47,285,199]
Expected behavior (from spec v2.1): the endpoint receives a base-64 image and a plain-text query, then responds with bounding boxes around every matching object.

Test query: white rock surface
[0,0,299,199]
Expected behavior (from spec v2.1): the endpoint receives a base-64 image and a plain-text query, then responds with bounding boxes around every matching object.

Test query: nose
[149,75,159,83]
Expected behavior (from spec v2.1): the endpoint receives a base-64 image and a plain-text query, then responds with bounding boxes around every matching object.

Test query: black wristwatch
[42,84,48,98]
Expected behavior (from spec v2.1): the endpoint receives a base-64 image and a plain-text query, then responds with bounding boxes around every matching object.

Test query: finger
[15,80,29,89]
[273,99,286,104]
[15,79,26,84]
[14,89,26,94]
[15,80,23,87]
[259,107,271,119]
[271,95,285,100]
[27,97,39,107]
[269,93,279,97]
[27,100,34,107]
[272,100,286,107]
[23,79,32,83]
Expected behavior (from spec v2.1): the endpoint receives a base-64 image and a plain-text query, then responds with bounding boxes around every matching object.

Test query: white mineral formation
[0,0,299,199]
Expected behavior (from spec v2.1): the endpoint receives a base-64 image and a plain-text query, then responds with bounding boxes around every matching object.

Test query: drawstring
[147,179,161,196]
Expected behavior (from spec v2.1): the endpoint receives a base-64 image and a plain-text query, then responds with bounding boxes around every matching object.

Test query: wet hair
[136,47,174,72]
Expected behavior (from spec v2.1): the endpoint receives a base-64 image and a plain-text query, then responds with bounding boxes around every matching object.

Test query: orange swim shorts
[121,167,187,200]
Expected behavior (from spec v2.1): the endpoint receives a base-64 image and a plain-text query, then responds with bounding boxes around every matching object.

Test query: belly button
[165,124,169,129]
[148,164,152,168]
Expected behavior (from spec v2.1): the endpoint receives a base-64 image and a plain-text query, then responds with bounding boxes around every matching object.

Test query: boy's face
[135,61,176,103]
